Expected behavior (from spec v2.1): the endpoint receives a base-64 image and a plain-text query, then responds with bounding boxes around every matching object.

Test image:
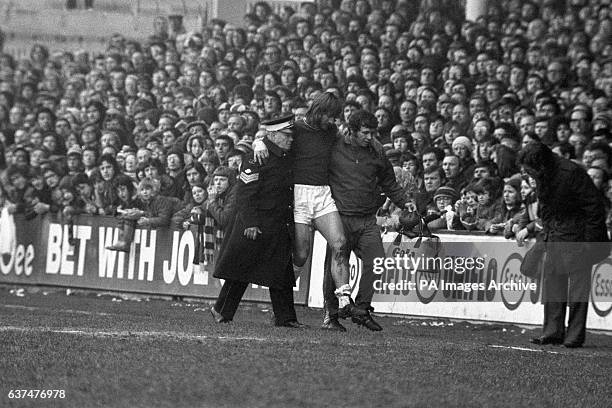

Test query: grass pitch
[1,286,611,408]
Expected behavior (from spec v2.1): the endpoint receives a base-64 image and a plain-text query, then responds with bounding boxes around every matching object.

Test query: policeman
[211,114,304,327]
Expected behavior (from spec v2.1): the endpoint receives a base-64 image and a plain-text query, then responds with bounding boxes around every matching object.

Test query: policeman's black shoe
[337,299,368,319]
[352,312,383,331]
[321,318,347,332]
[563,341,583,348]
[276,320,307,328]
[530,336,563,345]
[210,307,231,323]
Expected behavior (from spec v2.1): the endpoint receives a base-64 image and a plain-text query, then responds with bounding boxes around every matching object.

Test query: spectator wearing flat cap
[65,145,84,176]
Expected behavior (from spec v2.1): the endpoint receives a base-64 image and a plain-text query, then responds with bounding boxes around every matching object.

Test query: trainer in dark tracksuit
[323,110,408,331]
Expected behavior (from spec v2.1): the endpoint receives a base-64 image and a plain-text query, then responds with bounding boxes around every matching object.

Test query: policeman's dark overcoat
[213,138,294,289]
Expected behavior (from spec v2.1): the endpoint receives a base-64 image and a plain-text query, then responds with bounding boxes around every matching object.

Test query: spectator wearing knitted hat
[199,165,237,249]
[425,186,462,231]
[452,135,476,186]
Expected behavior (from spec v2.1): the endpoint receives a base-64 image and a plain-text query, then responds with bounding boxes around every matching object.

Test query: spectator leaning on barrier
[425,185,461,231]
[106,177,173,252]
[486,176,524,237]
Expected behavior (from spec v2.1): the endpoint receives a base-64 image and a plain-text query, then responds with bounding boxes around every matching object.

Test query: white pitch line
[0,325,270,342]
[488,344,561,354]
[0,325,378,347]
[1,304,114,317]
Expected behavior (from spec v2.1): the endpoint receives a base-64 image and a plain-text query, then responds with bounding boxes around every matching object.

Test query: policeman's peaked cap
[261,114,294,132]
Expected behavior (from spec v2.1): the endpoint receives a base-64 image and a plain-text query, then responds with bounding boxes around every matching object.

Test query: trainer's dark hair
[517,141,556,197]
[347,110,378,132]
[518,141,555,174]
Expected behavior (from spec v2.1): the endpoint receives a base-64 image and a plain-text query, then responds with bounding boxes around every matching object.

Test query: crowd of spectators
[0,0,611,247]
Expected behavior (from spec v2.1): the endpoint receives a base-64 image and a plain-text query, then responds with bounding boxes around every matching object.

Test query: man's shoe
[321,318,347,332]
[210,307,231,323]
[563,341,583,348]
[106,241,130,252]
[338,299,368,319]
[530,336,563,345]
[352,312,383,331]
[276,320,307,328]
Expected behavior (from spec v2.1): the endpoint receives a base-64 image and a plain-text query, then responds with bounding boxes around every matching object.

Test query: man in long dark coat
[519,142,609,348]
[211,115,304,327]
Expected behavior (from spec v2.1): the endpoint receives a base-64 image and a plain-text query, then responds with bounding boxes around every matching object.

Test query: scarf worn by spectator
[193,200,225,266]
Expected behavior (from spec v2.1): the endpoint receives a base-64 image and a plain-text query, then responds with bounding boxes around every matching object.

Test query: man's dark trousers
[214,279,297,324]
[323,214,384,313]
[541,257,591,345]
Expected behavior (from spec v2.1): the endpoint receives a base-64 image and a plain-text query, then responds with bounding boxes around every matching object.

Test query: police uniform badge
[240,167,259,184]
